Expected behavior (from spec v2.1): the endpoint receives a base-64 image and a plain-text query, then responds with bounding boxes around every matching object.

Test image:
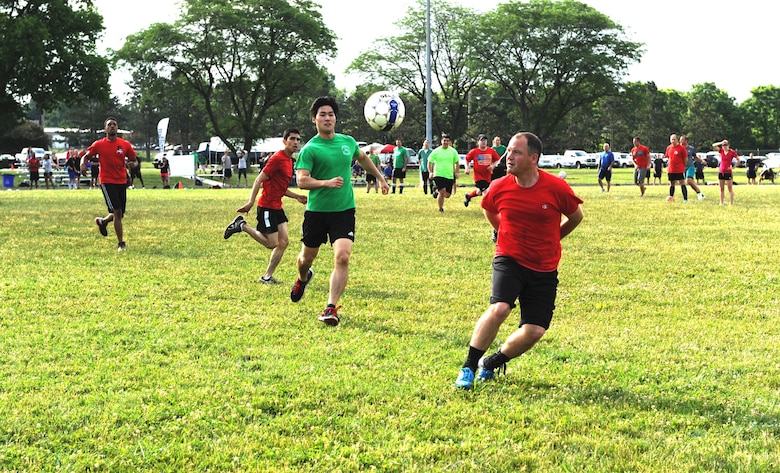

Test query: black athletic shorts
[432,176,454,194]
[101,183,127,216]
[301,208,356,248]
[490,256,558,330]
[392,168,406,179]
[256,207,288,235]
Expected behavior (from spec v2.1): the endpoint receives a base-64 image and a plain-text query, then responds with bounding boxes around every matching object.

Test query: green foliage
[1,178,779,471]
[0,0,110,130]
[114,0,336,155]
[0,121,50,153]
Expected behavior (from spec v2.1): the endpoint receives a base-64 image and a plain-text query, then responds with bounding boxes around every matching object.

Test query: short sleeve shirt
[88,137,137,185]
[428,146,460,179]
[258,149,293,210]
[296,133,358,212]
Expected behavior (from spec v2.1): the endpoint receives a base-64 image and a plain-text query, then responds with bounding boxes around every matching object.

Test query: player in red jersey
[80,118,137,251]
[664,134,688,202]
[223,128,308,284]
[455,132,584,389]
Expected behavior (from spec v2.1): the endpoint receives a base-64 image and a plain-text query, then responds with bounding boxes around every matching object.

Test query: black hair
[283,128,301,140]
[310,96,338,118]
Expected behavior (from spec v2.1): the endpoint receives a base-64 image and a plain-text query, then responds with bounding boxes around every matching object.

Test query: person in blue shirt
[597,143,615,193]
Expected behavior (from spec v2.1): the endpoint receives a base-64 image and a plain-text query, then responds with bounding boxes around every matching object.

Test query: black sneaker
[290,269,314,302]
[95,217,108,237]
[117,242,127,252]
[224,215,246,239]
[464,194,471,207]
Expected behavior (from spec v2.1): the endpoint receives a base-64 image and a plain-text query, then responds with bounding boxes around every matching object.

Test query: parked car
[14,147,47,166]
[0,154,15,169]
[561,149,590,169]
[613,152,633,168]
[762,153,780,170]
[538,154,564,168]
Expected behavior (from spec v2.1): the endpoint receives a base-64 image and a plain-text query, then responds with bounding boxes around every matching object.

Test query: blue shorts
[685,166,695,179]
[598,169,612,181]
[490,256,558,330]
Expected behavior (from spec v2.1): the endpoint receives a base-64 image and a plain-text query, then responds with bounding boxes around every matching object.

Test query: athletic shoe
[455,367,475,389]
[665,195,674,202]
[117,242,127,252]
[259,275,282,284]
[683,199,689,204]
[464,194,471,207]
[432,190,438,199]
[318,305,341,326]
[223,215,245,239]
[95,217,108,237]
[698,193,706,201]
[600,188,605,193]
[439,208,444,213]
[477,356,506,382]
[290,268,313,302]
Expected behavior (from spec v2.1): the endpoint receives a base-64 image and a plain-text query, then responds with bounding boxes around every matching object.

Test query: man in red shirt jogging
[664,134,688,202]
[455,132,584,389]
[223,128,308,284]
[463,134,500,208]
[80,117,138,251]
[631,136,651,196]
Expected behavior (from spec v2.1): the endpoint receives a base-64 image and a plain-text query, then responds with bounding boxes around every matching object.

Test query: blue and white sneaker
[477,356,506,382]
[455,367,475,389]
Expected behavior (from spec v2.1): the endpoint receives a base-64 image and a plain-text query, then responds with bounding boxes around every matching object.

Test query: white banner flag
[157,118,169,153]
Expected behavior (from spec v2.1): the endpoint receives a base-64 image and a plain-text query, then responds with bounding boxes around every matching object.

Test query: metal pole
[425,0,432,144]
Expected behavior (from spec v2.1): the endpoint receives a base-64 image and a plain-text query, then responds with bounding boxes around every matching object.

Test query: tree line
[3,0,780,158]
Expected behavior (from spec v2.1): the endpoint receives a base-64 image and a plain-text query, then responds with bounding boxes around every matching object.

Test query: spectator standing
[680,135,705,200]
[42,153,57,189]
[597,143,614,193]
[631,137,651,196]
[713,139,740,204]
[363,146,382,194]
[418,139,433,195]
[745,153,761,185]
[237,150,249,187]
[224,128,308,284]
[454,132,584,389]
[695,157,706,185]
[463,134,500,207]
[160,156,170,188]
[221,151,233,187]
[653,153,664,185]
[427,133,460,213]
[290,96,389,326]
[65,151,80,190]
[27,150,41,189]
[80,117,138,251]
[90,154,101,189]
[665,134,688,202]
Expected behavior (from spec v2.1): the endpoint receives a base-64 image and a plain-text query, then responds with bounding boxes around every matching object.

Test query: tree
[114,0,335,155]
[472,0,642,143]
[682,83,746,151]
[740,85,780,151]
[0,0,110,131]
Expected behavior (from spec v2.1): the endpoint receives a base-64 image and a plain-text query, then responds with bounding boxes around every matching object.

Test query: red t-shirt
[719,148,738,173]
[481,171,583,272]
[27,157,40,171]
[665,144,687,174]
[257,149,294,210]
[88,137,137,185]
[465,147,500,182]
[631,145,651,168]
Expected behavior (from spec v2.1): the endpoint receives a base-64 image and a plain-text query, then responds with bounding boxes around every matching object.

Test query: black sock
[681,184,688,200]
[463,346,486,372]
[327,303,336,309]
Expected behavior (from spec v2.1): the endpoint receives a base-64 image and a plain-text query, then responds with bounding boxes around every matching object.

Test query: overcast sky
[95,0,776,104]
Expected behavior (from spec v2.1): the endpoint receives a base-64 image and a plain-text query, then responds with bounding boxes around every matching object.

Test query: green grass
[1,171,779,472]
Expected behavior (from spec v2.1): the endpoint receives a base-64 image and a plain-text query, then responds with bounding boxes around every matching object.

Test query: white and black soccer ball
[558,171,567,179]
[364,91,405,132]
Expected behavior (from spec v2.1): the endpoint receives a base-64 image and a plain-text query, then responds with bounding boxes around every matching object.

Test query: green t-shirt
[393,146,408,168]
[418,148,432,171]
[296,133,358,212]
[363,153,380,170]
[429,146,459,179]
[492,144,507,157]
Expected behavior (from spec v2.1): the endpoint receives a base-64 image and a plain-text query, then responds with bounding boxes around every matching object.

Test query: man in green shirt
[428,133,460,213]
[391,139,408,194]
[363,146,382,194]
[418,139,433,195]
[291,96,389,326]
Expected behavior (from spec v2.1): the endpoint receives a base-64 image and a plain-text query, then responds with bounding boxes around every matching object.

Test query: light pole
[425,0,432,144]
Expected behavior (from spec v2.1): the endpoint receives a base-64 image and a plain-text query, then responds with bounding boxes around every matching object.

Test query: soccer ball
[364,91,405,132]
[558,171,567,179]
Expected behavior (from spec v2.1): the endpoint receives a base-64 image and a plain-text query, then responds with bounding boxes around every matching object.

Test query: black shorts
[129,166,141,178]
[718,172,733,181]
[747,169,757,179]
[475,180,490,192]
[301,208,356,248]
[256,207,288,235]
[598,168,612,181]
[432,176,455,193]
[490,256,558,330]
[223,168,232,178]
[668,173,685,182]
[365,173,377,183]
[392,168,406,179]
[238,168,248,178]
[92,166,100,178]
[101,183,127,216]
[30,171,40,181]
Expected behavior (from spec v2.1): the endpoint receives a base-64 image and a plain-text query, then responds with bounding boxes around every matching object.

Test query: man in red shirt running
[664,134,688,202]
[631,136,651,196]
[463,134,500,208]
[455,131,584,389]
[80,117,138,251]
[223,128,308,284]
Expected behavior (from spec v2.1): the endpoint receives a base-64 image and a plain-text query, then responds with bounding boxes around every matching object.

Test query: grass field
[1,167,779,472]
